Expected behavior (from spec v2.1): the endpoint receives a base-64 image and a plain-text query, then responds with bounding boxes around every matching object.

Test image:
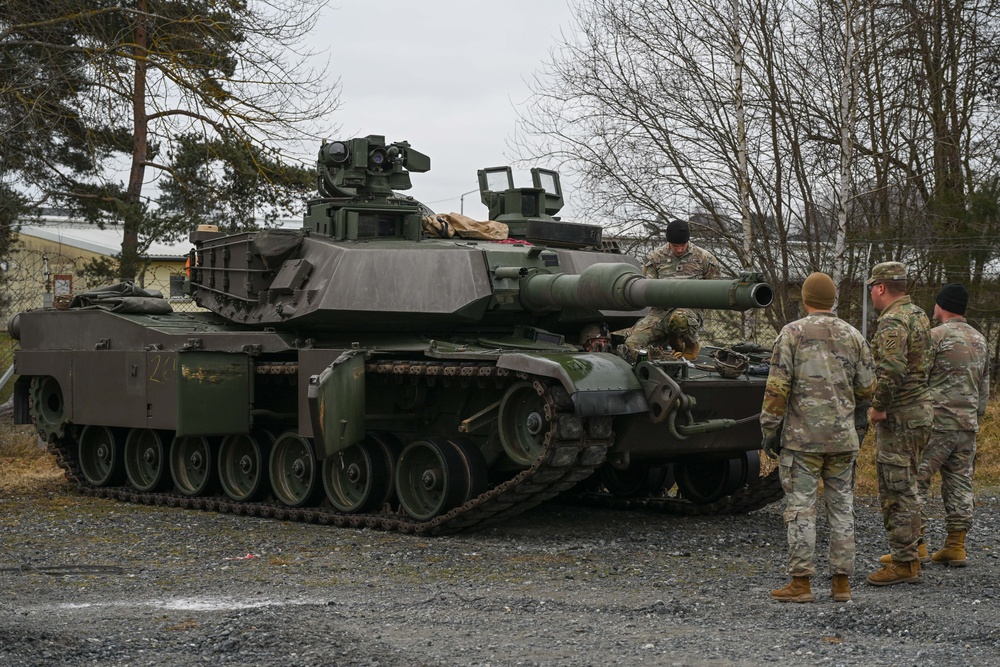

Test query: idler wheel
[124,428,171,492]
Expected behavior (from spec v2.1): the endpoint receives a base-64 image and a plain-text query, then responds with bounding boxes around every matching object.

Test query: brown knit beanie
[801,272,836,310]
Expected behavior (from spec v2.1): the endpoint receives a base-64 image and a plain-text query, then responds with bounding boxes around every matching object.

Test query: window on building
[169,274,186,299]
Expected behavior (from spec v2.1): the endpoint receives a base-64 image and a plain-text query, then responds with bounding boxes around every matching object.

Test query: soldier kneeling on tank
[619,219,722,363]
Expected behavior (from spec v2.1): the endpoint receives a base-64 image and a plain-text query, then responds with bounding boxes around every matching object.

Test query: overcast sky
[312,1,578,221]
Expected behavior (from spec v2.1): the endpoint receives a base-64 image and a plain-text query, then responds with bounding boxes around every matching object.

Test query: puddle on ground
[33,597,322,613]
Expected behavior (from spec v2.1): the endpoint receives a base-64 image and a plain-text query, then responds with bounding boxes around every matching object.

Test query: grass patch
[855,398,1000,495]
[0,423,66,493]
[0,332,16,403]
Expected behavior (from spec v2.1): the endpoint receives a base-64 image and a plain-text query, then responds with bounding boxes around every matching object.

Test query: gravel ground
[1,486,998,667]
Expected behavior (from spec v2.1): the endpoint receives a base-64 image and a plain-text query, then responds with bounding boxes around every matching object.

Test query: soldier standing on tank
[761,272,876,603]
[917,284,989,567]
[623,219,721,361]
[865,261,934,586]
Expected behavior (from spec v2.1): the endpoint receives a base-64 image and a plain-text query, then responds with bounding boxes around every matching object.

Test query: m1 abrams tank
[8,135,781,534]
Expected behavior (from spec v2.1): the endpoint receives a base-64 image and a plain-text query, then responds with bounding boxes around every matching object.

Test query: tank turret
[185,144,770,330]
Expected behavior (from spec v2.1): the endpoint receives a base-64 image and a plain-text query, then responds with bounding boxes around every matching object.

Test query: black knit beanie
[935,283,968,315]
[666,219,690,244]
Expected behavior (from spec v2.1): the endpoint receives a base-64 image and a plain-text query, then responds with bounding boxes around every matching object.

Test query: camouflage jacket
[871,295,932,412]
[929,318,990,431]
[642,243,721,281]
[642,243,721,320]
[761,312,876,452]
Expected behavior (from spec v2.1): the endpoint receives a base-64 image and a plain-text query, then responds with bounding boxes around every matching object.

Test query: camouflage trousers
[778,449,857,577]
[875,402,932,562]
[624,307,702,357]
[917,429,976,533]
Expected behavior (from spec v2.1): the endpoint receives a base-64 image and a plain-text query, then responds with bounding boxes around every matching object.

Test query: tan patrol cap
[866,261,907,286]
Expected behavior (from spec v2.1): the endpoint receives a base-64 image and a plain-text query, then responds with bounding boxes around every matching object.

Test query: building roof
[16,216,301,261]
[17,217,191,260]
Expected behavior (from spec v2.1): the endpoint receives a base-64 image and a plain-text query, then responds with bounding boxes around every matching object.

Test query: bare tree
[517,0,1000,331]
[516,0,846,327]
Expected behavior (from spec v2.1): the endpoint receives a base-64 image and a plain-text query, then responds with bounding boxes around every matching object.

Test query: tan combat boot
[831,574,852,602]
[879,527,931,564]
[866,560,921,586]
[771,576,815,603]
[878,542,930,564]
[931,530,967,567]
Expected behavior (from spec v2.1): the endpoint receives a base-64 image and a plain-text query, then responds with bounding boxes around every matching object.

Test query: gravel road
[2,485,998,667]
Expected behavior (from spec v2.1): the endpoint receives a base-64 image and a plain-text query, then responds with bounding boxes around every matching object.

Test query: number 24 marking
[149,354,176,384]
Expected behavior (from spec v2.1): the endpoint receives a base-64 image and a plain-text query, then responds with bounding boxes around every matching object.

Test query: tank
[8,135,781,534]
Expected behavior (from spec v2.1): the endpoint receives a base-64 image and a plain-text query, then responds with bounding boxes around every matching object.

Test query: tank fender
[307,350,366,459]
[496,352,647,417]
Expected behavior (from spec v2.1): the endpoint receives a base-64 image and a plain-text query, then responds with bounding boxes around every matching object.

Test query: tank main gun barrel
[516,263,772,313]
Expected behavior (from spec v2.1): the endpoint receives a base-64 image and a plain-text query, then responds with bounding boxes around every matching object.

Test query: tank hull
[13,305,779,533]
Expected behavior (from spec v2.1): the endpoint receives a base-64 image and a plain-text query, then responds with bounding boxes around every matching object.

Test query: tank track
[569,466,784,516]
[41,360,613,535]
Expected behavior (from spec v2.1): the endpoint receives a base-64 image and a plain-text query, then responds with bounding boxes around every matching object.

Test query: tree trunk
[833,0,860,312]
[121,0,149,282]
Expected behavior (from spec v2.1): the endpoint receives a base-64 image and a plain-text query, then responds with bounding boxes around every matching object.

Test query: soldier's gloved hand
[761,434,780,460]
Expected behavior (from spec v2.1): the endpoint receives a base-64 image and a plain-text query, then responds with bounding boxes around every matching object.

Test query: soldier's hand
[761,434,781,460]
[868,407,887,423]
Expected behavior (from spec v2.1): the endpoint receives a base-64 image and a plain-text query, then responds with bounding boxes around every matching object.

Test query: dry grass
[0,333,17,404]
[855,398,1000,496]
[0,423,67,493]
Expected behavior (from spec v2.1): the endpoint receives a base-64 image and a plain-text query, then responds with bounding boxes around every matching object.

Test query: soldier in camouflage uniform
[918,284,989,567]
[623,219,721,361]
[865,262,934,586]
[761,272,876,603]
